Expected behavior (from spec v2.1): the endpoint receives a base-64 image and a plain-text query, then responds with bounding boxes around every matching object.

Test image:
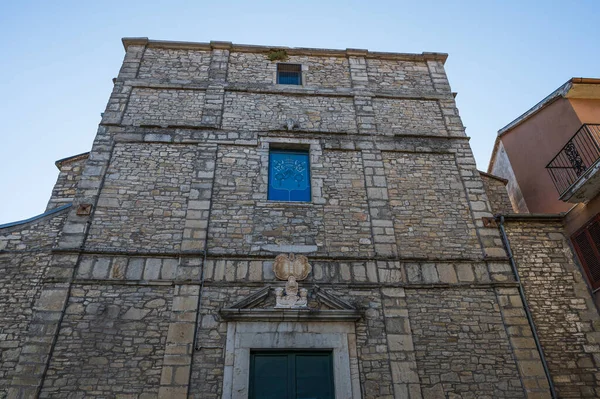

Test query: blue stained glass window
[268,149,311,202]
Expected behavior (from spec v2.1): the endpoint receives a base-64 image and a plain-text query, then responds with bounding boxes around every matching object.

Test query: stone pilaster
[354,95,378,135]
[158,285,200,398]
[57,126,114,251]
[181,144,217,255]
[452,141,507,259]
[6,276,73,398]
[362,149,398,257]
[347,49,369,89]
[348,49,379,136]
[382,287,422,399]
[201,42,230,127]
[101,43,146,125]
[426,60,451,94]
[496,287,551,398]
[426,60,465,138]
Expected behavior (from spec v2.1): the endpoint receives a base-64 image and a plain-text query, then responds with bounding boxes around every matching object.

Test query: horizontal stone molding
[219,308,363,321]
[57,279,522,290]
[120,79,451,101]
[122,37,448,63]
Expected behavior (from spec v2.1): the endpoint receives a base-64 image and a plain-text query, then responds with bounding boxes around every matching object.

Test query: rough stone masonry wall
[407,288,524,398]
[384,152,481,259]
[137,47,212,82]
[86,143,197,252]
[122,88,206,127]
[221,92,357,132]
[39,284,173,398]
[374,98,447,136]
[46,155,88,211]
[480,173,514,214]
[227,52,352,88]
[505,219,600,397]
[0,209,68,397]
[367,59,434,93]
[322,149,373,256]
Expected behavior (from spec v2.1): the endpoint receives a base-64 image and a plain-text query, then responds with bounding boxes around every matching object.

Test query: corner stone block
[166,323,195,345]
[158,386,188,399]
[34,288,69,312]
[387,334,414,352]
[436,264,458,283]
[391,361,420,384]
[456,264,475,282]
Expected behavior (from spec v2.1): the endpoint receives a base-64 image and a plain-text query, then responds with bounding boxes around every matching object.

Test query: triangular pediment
[220,285,362,321]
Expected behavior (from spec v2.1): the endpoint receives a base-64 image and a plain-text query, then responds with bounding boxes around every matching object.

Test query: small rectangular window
[277,63,302,85]
[268,149,311,202]
[571,214,600,290]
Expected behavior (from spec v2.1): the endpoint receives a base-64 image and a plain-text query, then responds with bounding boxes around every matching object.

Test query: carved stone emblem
[273,253,311,308]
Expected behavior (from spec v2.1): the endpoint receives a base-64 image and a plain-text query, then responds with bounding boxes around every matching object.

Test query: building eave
[488,77,600,172]
[479,170,508,184]
[55,152,90,170]
[497,77,600,138]
[0,204,72,230]
[122,37,448,64]
[487,136,501,174]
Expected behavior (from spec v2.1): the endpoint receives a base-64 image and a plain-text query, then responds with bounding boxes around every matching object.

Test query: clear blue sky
[1,0,599,223]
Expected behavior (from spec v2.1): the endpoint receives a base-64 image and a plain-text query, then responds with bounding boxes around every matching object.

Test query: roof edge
[0,204,72,230]
[55,152,90,170]
[497,77,600,138]
[479,170,508,184]
[121,37,448,64]
[497,79,573,137]
[487,136,501,174]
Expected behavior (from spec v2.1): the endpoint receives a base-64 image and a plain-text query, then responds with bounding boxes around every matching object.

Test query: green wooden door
[249,351,334,399]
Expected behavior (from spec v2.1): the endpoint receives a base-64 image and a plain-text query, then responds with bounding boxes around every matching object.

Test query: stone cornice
[219,308,363,322]
[0,204,72,231]
[122,37,448,64]
[55,152,90,170]
[121,79,453,101]
[479,170,508,184]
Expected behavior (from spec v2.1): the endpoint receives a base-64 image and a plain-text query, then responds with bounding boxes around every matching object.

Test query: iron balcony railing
[546,124,600,196]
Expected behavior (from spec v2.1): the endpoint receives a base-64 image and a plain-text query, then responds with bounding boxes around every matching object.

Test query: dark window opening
[249,351,334,399]
[268,149,311,202]
[277,63,302,85]
[572,214,600,290]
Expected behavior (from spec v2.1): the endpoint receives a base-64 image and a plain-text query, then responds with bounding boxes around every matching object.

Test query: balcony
[546,124,600,202]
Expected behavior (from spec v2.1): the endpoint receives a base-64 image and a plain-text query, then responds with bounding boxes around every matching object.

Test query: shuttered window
[571,214,600,290]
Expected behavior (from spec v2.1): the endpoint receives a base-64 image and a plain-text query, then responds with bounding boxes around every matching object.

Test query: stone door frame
[222,320,361,399]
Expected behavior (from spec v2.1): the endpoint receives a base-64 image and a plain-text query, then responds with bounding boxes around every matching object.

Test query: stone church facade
[2,37,599,398]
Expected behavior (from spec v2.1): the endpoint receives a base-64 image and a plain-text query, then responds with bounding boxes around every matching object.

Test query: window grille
[268,149,311,202]
[277,63,302,85]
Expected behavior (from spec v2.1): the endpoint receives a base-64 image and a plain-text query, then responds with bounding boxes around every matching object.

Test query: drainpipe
[497,215,557,398]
